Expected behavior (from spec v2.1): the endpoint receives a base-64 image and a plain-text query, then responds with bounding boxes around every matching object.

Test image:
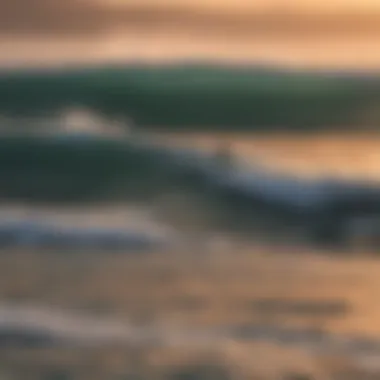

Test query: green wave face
[0,134,218,203]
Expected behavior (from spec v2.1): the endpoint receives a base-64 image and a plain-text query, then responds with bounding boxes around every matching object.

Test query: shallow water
[0,111,379,377]
[3,250,380,372]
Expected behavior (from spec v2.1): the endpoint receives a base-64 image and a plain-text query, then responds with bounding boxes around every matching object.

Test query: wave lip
[0,219,171,252]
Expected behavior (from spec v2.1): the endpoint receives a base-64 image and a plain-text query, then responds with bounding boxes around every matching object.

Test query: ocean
[1,24,380,378]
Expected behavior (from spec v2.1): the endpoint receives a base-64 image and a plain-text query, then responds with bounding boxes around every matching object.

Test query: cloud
[0,0,110,35]
[2,0,380,37]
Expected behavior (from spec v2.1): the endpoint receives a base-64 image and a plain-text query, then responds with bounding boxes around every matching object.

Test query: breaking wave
[1,118,380,248]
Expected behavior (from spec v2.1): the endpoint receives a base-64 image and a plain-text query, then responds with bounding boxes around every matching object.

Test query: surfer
[215,140,234,170]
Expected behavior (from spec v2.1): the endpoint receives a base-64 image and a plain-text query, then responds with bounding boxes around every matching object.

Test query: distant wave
[0,64,378,130]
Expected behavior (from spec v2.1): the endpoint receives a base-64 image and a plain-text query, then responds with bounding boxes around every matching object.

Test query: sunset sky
[3,0,380,69]
[97,0,380,13]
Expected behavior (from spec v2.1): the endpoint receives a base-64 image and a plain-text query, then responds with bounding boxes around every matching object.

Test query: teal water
[1,64,380,248]
[1,64,379,130]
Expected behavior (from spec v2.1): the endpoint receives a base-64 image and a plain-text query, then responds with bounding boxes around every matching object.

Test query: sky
[1,0,380,39]
[2,0,380,69]
[97,0,380,13]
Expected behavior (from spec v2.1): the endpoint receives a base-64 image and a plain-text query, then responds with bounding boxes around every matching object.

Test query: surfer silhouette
[215,140,234,170]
